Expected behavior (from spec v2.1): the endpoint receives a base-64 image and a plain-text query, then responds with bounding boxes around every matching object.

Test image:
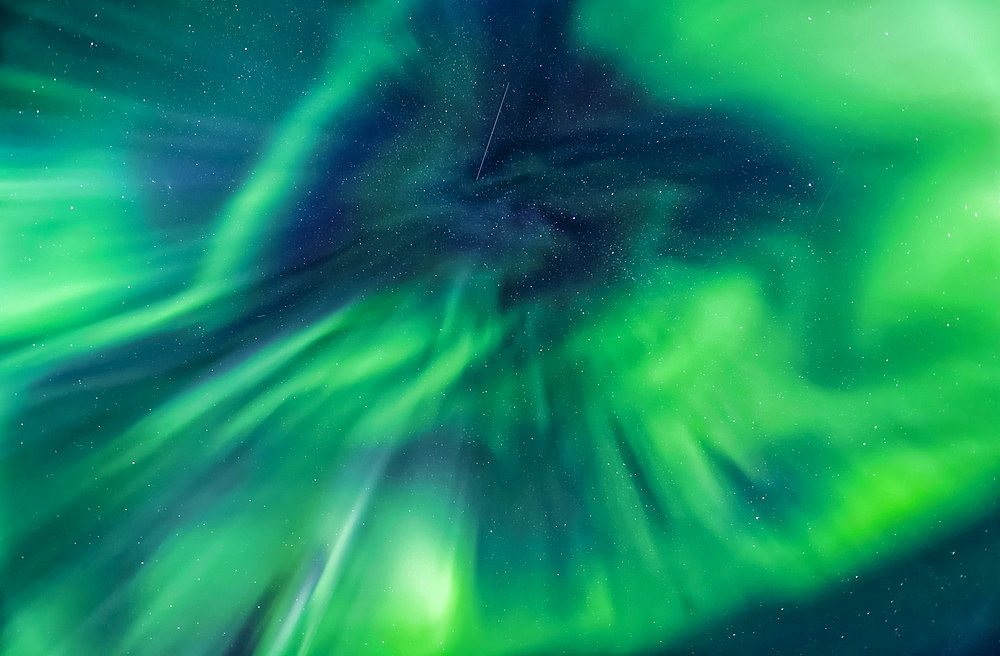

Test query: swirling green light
[2,1,999,655]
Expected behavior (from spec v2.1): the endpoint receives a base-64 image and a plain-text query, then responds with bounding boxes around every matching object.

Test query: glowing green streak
[198,0,416,288]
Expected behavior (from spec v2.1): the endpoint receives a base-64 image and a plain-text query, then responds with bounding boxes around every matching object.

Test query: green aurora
[2,1,999,654]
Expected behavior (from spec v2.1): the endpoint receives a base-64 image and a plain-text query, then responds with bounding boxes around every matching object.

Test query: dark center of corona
[287,1,813,310]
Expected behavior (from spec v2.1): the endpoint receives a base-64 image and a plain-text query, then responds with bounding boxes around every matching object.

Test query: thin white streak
[476,82,510,181]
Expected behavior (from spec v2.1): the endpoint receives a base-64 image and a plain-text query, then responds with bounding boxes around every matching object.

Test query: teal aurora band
[2,1,1000,654]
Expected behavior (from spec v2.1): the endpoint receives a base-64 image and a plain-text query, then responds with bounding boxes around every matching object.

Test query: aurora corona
[2,1,999,655]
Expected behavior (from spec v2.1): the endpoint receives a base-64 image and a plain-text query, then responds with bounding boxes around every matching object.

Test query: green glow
[2,1,999,655]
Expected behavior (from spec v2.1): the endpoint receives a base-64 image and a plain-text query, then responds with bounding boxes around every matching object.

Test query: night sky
[3,1,1000,654]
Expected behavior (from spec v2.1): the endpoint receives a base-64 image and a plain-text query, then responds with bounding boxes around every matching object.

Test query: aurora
[2,1,999,655]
